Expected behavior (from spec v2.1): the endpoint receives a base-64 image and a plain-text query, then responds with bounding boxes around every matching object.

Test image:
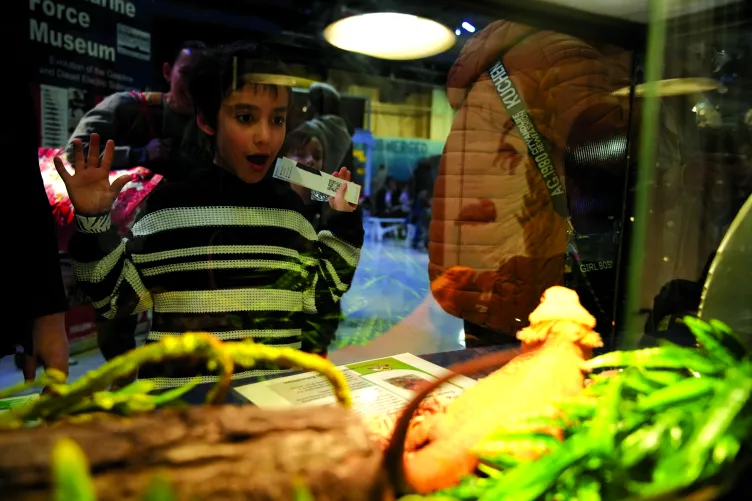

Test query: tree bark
[0,405,394,501]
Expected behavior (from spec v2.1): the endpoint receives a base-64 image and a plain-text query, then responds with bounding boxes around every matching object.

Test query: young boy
[55,43,363,388]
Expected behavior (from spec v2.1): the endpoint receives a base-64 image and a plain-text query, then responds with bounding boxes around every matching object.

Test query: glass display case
[3,0,751,500]
[617,0,752,351]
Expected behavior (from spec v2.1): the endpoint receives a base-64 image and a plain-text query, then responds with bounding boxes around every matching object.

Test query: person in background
[428,21,629,347]
[375,177,399,217]
[305,82,352,173]
[385,178,407,218]
[56,42,363,387]
[280,122,346,352]
[66,40,208,181]
[280,122,327,226]
[372,163,388,195]
[410,190,431,250]
[4,25,69,382]
[64,40,208,372]
[399,183,412,214]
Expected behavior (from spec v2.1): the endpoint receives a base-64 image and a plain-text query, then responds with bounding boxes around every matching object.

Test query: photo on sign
[40,84,68,148]
[68,87,88,136]
[383,374,432,392]
[116,24,151,62]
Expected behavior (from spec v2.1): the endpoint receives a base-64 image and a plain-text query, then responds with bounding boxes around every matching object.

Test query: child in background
[279,122,327,228]
[279,122,347,350]
[55,42,363,388]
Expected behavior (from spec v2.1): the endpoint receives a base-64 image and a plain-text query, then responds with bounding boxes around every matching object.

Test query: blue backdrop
[371,137,445,181]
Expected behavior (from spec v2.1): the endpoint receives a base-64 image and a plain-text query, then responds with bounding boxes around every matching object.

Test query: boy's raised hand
[329,167,357,213]
[53,133,132,216]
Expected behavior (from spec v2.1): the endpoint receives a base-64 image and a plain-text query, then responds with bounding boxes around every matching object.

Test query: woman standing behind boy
[55,43,363,388]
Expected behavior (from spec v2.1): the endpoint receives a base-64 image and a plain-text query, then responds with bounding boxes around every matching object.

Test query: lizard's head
[517,287,603,353]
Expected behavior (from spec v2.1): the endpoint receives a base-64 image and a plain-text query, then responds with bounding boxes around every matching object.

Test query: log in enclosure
[0,405,394,501]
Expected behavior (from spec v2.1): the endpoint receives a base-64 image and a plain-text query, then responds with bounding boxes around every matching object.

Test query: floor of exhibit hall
[0,238,465,391]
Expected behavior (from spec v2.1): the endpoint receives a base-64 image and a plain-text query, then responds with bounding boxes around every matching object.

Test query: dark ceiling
[152,0,645,87]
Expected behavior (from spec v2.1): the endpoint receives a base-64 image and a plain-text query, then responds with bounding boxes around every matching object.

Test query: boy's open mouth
[246,154,270,172]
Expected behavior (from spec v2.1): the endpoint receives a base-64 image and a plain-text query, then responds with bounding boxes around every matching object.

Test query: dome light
[323,12,456,61]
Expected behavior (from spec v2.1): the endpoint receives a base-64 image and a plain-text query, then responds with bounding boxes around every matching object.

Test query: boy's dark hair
[308,82,341,116]
[188,41,291,131]
[173,40,206,64]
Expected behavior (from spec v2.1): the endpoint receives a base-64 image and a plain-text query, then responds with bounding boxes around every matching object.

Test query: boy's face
[213,85,289,183]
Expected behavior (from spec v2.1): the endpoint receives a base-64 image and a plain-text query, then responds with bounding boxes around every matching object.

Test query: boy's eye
[272,116,286,125]
[237,114,252,123]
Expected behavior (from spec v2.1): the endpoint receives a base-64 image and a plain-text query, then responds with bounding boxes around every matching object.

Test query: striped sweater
[68,166,363,388]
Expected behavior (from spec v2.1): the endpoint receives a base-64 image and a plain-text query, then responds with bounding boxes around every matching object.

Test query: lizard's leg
[405,413,437,451]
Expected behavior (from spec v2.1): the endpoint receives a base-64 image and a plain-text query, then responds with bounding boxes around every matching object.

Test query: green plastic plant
[0,333,352,429]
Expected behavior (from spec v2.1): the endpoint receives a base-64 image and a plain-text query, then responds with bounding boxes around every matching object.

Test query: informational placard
[27,0,154,143]
[234,353,476,418]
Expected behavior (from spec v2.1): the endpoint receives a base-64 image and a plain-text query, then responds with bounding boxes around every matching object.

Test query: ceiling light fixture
[323,12,456,61]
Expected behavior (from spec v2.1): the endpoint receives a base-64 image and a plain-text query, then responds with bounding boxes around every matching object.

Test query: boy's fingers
[101,140,116,171]
[72,139,85,170]
[53,157,71,181]
[87,133,101,169]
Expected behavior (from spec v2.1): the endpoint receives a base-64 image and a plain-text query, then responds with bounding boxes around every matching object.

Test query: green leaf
[477,462,504,478]
[683,317,738,366]
[558,399,599,421]
[647,370,752,495]
[585,347,722,375]
[141,476,176,501]
[620,420,668,468]
[708,319,748,358]
[477,432,593,501]
[472,433,561,458]
[623,368,661,395]
[639,369,685,387]
[151,377,201,406]
[292,478,314,501]
[711,435,741,466]
[435,476,495,500]
[52,438,96,501]
[477,453,524,470]
[0,369,63,400]
[588,376,623,455]
[636,376,715,412]
[576,475,602,501]
[113,380,157,396]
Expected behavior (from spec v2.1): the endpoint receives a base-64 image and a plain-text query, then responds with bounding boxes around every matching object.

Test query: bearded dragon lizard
[384,286,603,494]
